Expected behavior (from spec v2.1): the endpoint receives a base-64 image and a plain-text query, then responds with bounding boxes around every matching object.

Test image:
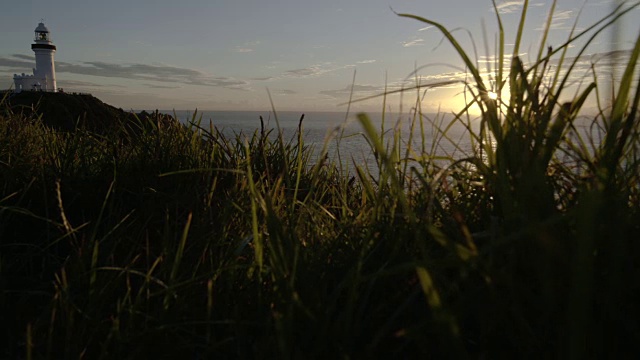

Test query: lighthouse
[13,22,58,93]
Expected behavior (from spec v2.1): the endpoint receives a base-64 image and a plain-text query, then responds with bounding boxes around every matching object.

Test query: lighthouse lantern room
[13,22,58,93]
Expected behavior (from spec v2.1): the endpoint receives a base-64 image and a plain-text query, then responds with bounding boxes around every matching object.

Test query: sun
[488,91,498,100]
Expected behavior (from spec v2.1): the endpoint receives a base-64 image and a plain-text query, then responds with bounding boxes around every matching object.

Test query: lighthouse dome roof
[35,22,49,33]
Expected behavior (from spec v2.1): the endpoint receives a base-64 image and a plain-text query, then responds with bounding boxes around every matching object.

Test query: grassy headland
[2,2,640,358]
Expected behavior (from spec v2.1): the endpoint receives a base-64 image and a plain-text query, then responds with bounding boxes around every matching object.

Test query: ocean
[155,109,603,176]
[168,110,476,171]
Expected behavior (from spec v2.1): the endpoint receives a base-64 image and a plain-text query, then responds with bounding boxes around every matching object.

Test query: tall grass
[1,1,639,358]
[382,0,640,357]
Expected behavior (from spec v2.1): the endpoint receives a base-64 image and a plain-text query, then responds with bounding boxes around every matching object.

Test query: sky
[1,0,638,113]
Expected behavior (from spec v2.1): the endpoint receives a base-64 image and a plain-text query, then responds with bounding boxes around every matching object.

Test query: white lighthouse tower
[13,22,58,93]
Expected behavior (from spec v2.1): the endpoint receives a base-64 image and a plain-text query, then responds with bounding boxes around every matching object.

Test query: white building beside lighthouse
[13,22,58,93]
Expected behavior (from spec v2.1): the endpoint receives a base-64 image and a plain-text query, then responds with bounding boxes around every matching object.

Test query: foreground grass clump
[1,101,434,358]
[1,2,640,359]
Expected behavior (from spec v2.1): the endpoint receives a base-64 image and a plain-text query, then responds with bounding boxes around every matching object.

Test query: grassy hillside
[1,2,639,358]
[2,90,174,133]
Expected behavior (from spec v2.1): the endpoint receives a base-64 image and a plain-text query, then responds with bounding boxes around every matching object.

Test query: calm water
[158,109,603,175]
[168,110,475,170]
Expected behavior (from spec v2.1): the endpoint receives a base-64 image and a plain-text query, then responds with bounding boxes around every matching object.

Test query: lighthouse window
[38,32,47,40]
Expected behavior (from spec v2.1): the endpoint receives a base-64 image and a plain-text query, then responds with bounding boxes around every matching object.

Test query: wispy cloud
[534,49,638,89]
[319,84,384,99]
[0,54,249,89]
[284,67,322,77]
[56,79,109,88]
[257,61,360,83]
[283,63,336,78]
[319,78,459,102]
[144,83,182,89]
[548,10,575,30]
[10,54,34,61]
[413,49,638,91]
[232,40,260,53]
[420,72,471,83]
[58,61,249,88]
[0,55,33,70]
[403,38,424,48]
[495,0,525,14]
[493,0,543,14]
[533,9,578,31]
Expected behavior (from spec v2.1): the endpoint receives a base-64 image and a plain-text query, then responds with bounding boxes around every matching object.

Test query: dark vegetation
[2,90,175,133]
[1,1,640,358]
